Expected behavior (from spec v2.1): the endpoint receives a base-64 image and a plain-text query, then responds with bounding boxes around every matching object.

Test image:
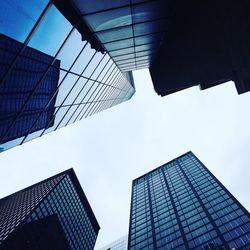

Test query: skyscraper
[0,169,100,250]
[128,152,250,249]
[99,235,128,250]
[2,0,250,152]
[0,0,135,152]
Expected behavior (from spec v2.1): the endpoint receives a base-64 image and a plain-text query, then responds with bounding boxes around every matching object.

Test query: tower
[0,169,100,250]
[128,152,250,249]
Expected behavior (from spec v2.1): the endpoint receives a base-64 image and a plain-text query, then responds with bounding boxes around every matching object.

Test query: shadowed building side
[149,0,250,96]
[1,215,70,250]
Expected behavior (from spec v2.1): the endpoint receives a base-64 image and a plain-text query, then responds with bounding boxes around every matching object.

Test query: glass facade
[0,34,59,144]
[70,0,172,72]
[0,169,100,250]
[0,0,135,152]
[128,152,250,249]
[99,235,128,250]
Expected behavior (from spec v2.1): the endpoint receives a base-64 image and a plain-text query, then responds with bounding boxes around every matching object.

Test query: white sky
[0,69,250,249]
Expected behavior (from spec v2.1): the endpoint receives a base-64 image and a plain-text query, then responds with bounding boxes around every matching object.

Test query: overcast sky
[0,69,250,249]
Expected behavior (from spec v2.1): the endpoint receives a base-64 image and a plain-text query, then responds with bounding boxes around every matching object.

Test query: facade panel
[128,152,250,249]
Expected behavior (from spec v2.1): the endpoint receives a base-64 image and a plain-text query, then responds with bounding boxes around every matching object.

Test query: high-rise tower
[0,0,135,152]
[128,152,250,249]
[0,169,100,250]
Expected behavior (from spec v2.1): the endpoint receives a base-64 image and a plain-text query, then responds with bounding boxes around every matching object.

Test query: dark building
[128,152,250,249]
[0,169,100,250]
[0,0,135,152]
[149,1,250,96]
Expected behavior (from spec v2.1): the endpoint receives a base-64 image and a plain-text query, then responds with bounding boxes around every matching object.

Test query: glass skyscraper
[2,0,249,152]
[99,235,128,250]
[0,169,100,250]
[0,0,135,152]
[128,152,250,249]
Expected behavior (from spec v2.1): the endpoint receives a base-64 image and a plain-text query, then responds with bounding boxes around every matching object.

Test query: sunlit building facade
[99,235,128,250]
[128,152,250,249]
[0,169,99,250]
[0,0,135,152]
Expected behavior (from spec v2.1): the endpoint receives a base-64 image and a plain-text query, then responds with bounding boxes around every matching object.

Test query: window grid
[128,152,250,250]
[0,1,135,152]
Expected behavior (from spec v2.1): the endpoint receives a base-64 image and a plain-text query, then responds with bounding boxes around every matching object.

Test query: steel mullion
[75,71,122,119]
[51,97,125,108]
[112,48,156,59]
[103,30,165,45]
[108,41,159,53]
[79,62,119,118]
[129,0,138,70]
[115,52,155,63]
[117,56,153,65]
[89,75,123,116]
[52,53,109,131]
[65,57,115,125]
[128,181,135,250]
[81,61,126,117]
[87,71,123,116]
[0,1,54,87]
[121,64,150,71]
[39,49,100,135]
[161,168,190,249]
[80,0,158,17]
[119,61,150,69]
[90,73,124,115]
[93,17,168,35]
[108,81,129,108]
[146,176,157,249]
[77,64,122,120]
[20,39,90,144]
[117,59,151,67]
[191,153,250,221]
[96,76,128,114]
[79,67,123,118]
[58,67,127,92]
[177,161,229,247]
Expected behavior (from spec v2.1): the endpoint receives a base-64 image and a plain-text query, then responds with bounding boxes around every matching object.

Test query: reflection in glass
[0,1,135,152]
[0,34,60,143]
